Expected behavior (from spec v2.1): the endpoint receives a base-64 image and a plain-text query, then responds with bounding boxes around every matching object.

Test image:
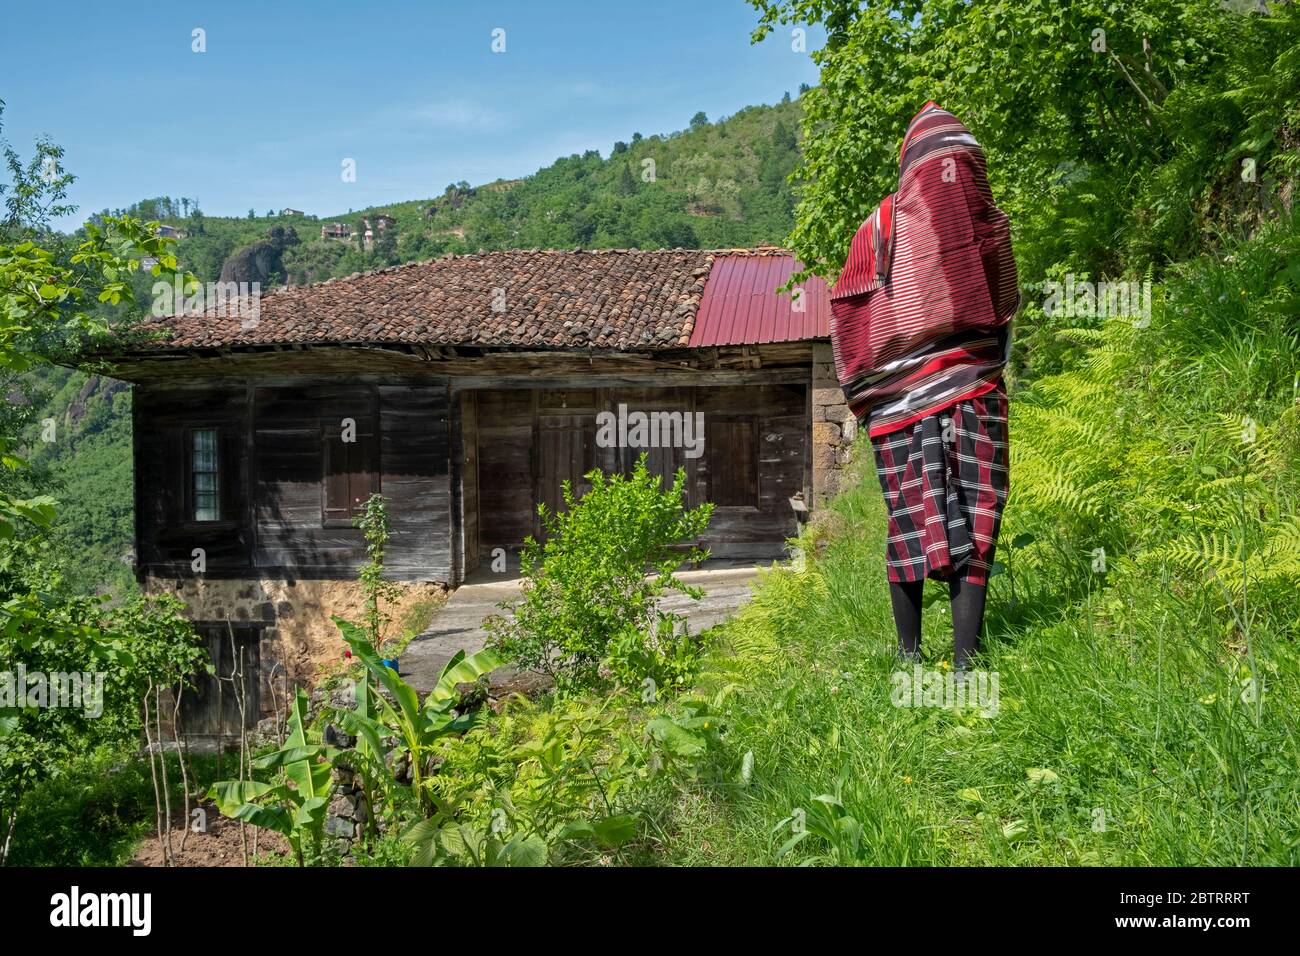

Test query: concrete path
[400,561,766,694]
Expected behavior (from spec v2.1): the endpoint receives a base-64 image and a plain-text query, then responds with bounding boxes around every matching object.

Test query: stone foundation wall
[144,576,447,722]
[810,342,857,507]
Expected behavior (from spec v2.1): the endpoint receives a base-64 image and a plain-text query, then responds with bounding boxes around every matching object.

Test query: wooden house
[98,247,854,735]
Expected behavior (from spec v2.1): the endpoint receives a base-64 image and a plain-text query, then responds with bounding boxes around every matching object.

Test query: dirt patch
[129,801,291,867]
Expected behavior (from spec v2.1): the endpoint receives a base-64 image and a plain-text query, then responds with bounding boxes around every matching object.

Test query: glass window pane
[192,428,220,521]
[194,492,219,522]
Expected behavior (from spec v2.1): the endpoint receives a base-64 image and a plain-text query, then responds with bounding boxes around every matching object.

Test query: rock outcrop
[218,225,300,286]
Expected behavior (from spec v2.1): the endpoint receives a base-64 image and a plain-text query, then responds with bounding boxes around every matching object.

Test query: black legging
[889,577,987,670]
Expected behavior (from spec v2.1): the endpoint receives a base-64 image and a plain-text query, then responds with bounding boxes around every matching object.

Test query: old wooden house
[100,247,854,735]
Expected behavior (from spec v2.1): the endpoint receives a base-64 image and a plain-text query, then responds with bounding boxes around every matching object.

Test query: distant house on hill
[92,247,850,739]
[360,213,396,249]
[280,208,305,217]
[320,221,352,241]
[155,224,186,240]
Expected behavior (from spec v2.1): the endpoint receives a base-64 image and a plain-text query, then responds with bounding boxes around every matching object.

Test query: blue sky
[0,1,823,231]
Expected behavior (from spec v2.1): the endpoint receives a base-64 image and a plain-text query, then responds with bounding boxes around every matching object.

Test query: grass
[647,212,1300,866]
[648,470,1299,865]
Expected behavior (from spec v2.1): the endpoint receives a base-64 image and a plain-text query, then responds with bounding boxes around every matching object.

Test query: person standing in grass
[829,102,1020,671]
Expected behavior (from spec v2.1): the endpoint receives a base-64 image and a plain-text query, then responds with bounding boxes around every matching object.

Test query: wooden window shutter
[219,426,241,521]
[323,423,378,523]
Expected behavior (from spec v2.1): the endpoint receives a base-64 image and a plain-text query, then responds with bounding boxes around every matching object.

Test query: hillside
[97,98,803,288]
[27,97,805,594]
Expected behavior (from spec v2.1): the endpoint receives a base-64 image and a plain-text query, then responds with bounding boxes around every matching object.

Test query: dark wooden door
[178,624,260,738]
[536,415,595,539]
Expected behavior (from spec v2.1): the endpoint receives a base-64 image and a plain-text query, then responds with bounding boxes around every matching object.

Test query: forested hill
[102,97,804,287]
[27,96,805,595]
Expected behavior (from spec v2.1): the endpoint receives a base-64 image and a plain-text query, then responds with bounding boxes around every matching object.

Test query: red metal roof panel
[688,254,830,347]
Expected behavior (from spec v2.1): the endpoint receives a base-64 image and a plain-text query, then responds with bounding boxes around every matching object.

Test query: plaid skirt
[871,383,1008,585]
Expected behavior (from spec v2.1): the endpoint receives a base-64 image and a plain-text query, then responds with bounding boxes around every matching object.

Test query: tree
[0,106,205,861]
[690,111,709,129]
[618,163,637,197]
[745,0,1264,278]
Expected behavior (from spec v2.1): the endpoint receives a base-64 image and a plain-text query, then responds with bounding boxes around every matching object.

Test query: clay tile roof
[125,246,811,353]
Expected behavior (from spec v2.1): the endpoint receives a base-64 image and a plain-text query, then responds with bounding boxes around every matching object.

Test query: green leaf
[335,616,420,727]
[1026,767,1060,788]
[293,795,330,828]
[207,779,277,816]
[644,717,706,757]
[430,646,501,705]
[589,813,639,848]
[232,802,293,836]
[497,833,548,867]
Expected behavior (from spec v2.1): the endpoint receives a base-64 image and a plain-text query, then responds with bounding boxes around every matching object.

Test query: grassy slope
[653,214,1300,867]
[659,475,1295,865]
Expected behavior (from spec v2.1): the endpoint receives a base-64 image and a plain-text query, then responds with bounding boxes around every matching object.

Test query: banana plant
[208,688,336,866]
[333,675,390,840]
[333,616,500,813]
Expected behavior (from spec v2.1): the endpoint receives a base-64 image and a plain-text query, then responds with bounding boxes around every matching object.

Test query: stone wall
[810,342,857,507]
[144,576,447,723]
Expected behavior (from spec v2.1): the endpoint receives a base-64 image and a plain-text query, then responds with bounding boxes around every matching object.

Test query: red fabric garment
[830,102,1020,437]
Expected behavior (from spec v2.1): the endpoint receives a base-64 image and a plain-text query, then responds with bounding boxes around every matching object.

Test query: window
[191,428,220,521]
[322,423,378,524]
[706,417,759,507]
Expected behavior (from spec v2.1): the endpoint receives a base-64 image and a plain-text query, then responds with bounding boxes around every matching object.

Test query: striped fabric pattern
[830,102,1020,438]
[871,386,1009,585]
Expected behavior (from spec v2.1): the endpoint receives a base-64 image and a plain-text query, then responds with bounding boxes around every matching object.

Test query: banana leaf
[207,779,278,816]
[231,802,293,836]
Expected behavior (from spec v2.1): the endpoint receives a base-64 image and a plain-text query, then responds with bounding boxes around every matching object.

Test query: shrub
[485,455,713,695]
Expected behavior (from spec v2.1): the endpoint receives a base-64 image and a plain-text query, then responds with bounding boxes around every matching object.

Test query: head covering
[829,102,1020,436]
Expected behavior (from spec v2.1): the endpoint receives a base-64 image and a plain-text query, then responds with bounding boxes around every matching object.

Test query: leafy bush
[409,692,720,866]
[4,747,226,866]
[486,456,713,695]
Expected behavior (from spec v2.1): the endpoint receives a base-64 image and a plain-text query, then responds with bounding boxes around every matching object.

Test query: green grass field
[650,212,1300,867]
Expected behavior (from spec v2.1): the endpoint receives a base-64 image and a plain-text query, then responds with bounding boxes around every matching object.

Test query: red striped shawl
[829,102,1020,437]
